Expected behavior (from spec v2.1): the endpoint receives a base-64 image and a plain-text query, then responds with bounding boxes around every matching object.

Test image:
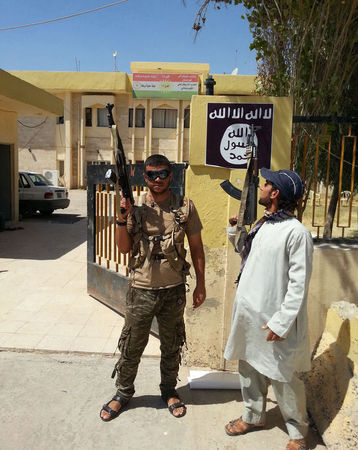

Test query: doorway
[0,144,12,222]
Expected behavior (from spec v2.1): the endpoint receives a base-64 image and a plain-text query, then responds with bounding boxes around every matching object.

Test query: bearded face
[259,181,277,208]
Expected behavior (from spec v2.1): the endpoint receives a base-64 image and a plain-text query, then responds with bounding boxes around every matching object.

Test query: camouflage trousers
[112,283,186,402]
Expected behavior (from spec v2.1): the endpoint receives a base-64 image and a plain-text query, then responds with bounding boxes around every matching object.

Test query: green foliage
[194,1,358,117]
[194,1,357,173]
[194,0,358,236]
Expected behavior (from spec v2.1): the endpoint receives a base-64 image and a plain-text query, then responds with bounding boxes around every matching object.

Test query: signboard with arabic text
[206,103,273,169]
[132,73,198,99]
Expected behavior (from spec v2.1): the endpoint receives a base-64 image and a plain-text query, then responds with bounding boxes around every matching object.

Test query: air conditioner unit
[43,169,59,186]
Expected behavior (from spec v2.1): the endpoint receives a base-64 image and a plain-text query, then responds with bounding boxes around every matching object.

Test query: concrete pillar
[131,101,136,162]
[79,99,86,188]
[147,99,152,160]
[176,100,183,163]
[64,93,72,188]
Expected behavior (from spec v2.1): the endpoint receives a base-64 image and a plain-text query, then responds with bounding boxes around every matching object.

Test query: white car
[19,171,70,216]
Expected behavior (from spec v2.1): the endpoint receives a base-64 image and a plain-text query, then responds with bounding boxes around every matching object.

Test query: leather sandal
[99,395,128,422]
[286,438,307,450]
[161,392,187,418]
[225,416,265,436]
[167,400,187,418]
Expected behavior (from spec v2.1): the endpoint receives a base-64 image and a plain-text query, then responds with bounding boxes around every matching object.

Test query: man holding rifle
[224,168,313,450]
[100,154,206,421]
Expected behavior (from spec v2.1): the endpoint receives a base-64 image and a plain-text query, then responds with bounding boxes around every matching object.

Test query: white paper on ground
[188,370,241,390]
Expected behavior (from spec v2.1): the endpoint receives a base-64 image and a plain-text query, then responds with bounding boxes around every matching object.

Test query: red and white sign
[132,73,198,99]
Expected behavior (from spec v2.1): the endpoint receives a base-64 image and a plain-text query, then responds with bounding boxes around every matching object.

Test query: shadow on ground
[0,212,86,260]
[21,211,85,224]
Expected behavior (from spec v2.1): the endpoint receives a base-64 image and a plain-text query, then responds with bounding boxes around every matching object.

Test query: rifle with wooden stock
[104,103,134,219]
[220,123,261,253]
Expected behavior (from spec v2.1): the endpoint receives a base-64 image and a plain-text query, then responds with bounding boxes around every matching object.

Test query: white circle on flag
[220,124,257,165]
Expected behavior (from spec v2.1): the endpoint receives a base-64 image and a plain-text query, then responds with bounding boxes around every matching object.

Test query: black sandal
[168,400,187,418]
[100,395,128,422]
[161,392,187,418]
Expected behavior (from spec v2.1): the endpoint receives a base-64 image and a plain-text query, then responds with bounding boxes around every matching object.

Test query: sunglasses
[144,169,171,181]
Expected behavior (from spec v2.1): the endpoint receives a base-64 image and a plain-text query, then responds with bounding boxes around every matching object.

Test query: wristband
[116,220,127,226]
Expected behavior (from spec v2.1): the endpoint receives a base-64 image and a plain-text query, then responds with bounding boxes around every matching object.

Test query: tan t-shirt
[127,195,202,289]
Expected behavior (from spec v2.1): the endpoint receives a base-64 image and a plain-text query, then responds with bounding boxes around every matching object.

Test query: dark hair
[277,198,298,213]
[272,184,298,212]
[270,181,298,213]
[144,154,171,171]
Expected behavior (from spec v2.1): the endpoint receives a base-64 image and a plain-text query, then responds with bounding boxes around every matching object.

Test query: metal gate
[291,117,357,238]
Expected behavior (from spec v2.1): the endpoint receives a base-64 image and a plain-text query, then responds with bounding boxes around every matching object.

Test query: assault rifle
[220,124,261,253]
[104,103,134,218]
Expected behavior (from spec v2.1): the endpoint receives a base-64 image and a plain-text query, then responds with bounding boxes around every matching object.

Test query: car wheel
[40,209,54,216]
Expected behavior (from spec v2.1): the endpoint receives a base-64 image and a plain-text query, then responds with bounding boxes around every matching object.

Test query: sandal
[161,392,187,418]
[286,438,307,450]
[167,400,187,418]
[225,417,264,436]
[99,395,128,422]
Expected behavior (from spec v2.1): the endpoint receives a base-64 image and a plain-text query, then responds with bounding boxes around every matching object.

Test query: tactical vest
[128,193,191,278]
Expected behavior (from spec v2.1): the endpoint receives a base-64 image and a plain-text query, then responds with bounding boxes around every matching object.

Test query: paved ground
[0,191,160,356]
[0,190,325,449]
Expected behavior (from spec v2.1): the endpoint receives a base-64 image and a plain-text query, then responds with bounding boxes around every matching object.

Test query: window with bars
[85,108,92,127]
[58,160,64,177]
[184,107,190,128]
[128,108,145,128]
[152,109,177,128]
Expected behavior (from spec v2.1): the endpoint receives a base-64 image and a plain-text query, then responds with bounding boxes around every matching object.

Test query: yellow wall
[130,62,210,74]
[11,68,259,188]
[0,70,63,222]
[184,95,293,367]
[199,74,256,96]
[10,68,255,100]
[308,247,358,351]
[303,301,358,448]
[188,95,293,248]
[0,110,18,221]
[184,94,358,369]
[0,110,17,144]
[1,69,63,116]
[9,71,128,94]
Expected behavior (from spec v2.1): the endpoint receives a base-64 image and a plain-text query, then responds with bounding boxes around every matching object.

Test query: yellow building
[0,69,63,226]
[11,63,296,369]
[10,63,256,188]
[5,63,358,443]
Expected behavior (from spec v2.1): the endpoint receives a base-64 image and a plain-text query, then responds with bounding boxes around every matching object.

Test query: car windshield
[28,173,53,186]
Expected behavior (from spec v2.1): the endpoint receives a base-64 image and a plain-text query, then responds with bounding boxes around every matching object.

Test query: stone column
[64,93,72,188]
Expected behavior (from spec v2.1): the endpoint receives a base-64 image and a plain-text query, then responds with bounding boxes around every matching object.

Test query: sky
[0,0,257,75]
